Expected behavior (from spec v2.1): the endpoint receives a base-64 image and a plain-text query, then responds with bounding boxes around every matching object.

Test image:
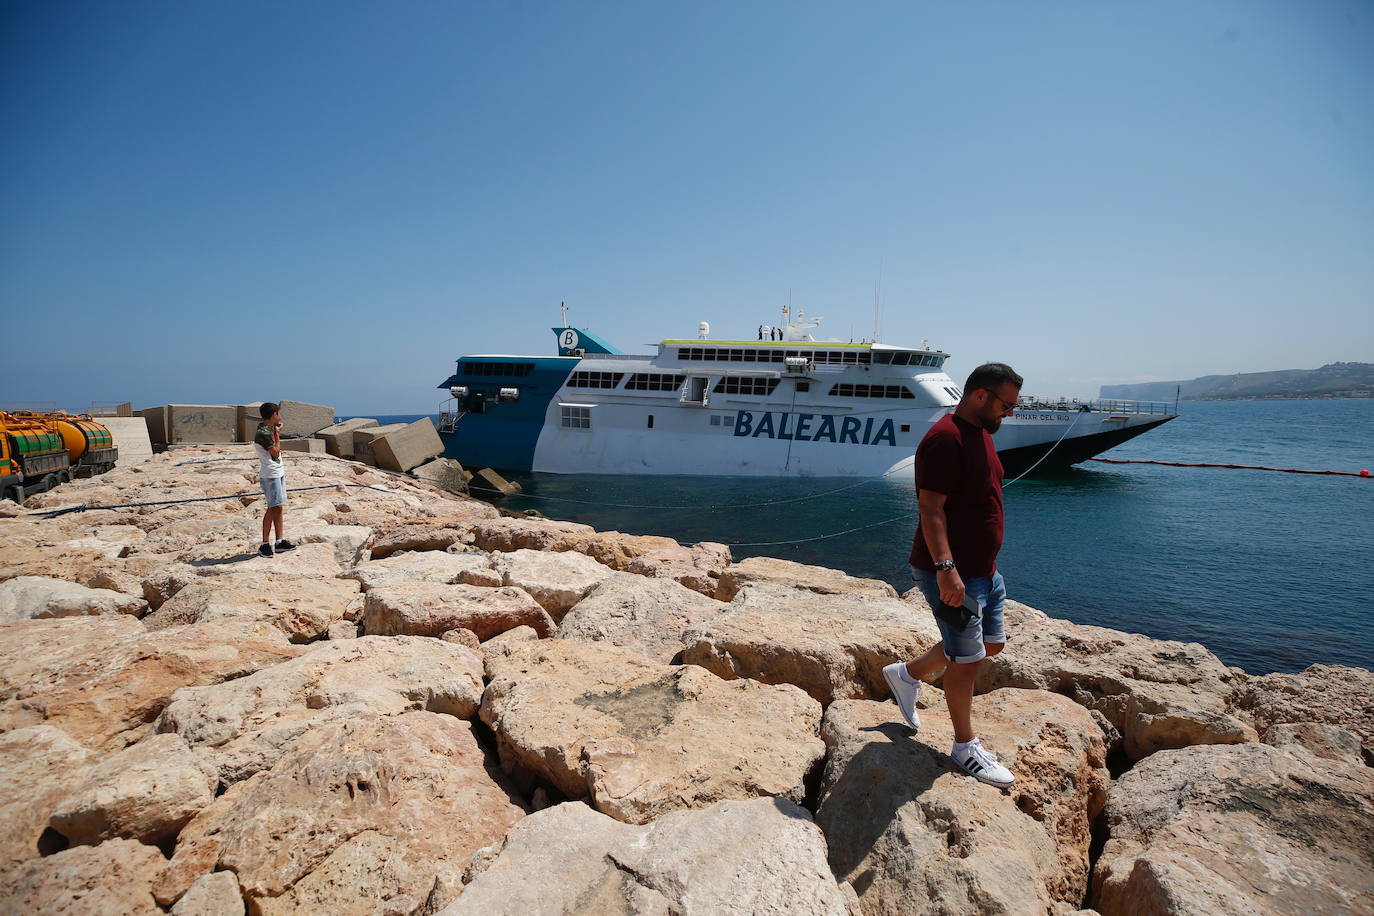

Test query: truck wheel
[57,470,71,485]
[40,474,57,492]
[4,486,22,505]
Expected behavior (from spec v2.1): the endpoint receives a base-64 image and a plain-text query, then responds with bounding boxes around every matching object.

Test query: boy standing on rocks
[883,363,1023,788]
[253,402,296,558]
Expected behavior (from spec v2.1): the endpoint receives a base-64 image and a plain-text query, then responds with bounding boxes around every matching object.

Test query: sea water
[365,401,1373,674]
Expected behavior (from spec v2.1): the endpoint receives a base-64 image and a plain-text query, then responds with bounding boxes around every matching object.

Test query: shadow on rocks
[815,721,943,886]
[188,552,257,568]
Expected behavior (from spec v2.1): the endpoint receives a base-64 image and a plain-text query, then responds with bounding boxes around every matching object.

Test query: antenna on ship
[560,301,569,328]
[873,257,883,343]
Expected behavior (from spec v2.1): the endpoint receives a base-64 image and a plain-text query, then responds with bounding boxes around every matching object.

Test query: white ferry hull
[436,324,1176,479]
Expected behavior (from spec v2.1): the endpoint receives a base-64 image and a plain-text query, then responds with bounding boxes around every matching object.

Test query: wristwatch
[933,560,956,572]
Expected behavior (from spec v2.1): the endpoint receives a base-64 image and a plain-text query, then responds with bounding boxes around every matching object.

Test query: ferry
[435,311,1176,479]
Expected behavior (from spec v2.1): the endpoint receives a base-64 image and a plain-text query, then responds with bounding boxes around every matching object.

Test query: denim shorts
[910,566,1007,664]
[259,476,286,508]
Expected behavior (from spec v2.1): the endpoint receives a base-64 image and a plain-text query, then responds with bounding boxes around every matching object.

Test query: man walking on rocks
[254,402,296,558]
[883,363,1023,788]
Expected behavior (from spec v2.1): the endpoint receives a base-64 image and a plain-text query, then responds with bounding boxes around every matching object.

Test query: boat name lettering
[732,411,897,446]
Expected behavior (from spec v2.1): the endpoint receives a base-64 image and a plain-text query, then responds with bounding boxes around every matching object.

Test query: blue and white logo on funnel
[560,329,580,352]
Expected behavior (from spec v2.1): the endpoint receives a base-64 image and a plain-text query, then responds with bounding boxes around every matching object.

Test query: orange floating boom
[1089,458,1370,478]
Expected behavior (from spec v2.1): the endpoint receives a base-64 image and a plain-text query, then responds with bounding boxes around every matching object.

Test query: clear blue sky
[3,0,1370,413]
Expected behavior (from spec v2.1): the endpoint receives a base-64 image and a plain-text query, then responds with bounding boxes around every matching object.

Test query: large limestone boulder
[170,870,244,915]
[156,712,526,914]
[623,540,731,596]
[342,549,501,591]
[0,616,302,752]
[468,517,597,554]
[714,555,899,602]
[362,583,554,640]
[186,542,345,581]
[155,636,485,784]
[556,572,729,663]
[1091,741,1374,915]
[443,798,859,915]
[143,573,360,643]
[367,524,471,559]
[490,548,616,619]
[480,640,824,825]
[0,575,147,622]
[49,733,218,846]
[974,603,1255,760]
[816,693,1110,915]
[1228,663,1374,765]
[0,838,166,914]
[292,522,372,567]
[0,541,150,586]
[0,726,95,866]
[681,583,941,705]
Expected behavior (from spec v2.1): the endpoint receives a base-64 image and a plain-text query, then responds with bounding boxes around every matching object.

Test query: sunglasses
[982,389,1017,413]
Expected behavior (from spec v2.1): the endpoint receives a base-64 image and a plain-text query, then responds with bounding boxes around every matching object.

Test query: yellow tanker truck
[0,411,118,504]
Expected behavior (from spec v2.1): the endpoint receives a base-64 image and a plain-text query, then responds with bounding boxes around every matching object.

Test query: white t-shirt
[253,423,285,479]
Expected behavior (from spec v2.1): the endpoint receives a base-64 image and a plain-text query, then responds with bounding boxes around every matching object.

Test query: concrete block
[352,424,407,457]
[370,418,443,473]
[474,467,521,495]
[412,456,471,488]
[314,418,379,457]
[280,438,325,454]
[235,404,265,442]
[354,451,377,466]
[166,405,237,444]
[279,400,335,438]
[136,406,169,445]
[101,417,154,465]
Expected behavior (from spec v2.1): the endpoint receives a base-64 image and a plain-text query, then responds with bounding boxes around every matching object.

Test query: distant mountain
[1100,362,1374,401]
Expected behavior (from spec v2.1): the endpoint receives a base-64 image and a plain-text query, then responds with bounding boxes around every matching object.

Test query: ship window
[729,349,743,361]
[647,415,654,429]
[560,406,591,429]
[842,350,858,364]
[714,377,781,396]
[626,373,681,391]
[568,371,624,389]
[873,351,893,365]
[709,415,720,426]
[828,384,915,399]
[900,424,911,432]
[770,350,785,362]
[796,382,810,392]
[460,361,535,377]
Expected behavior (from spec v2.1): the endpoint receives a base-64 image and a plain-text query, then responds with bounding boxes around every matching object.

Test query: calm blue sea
[361,402,1374,675]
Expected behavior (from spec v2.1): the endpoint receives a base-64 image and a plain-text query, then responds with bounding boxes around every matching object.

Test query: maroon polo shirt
[908,413,1005,578]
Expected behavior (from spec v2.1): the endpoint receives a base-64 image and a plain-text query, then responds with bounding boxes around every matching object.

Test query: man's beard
[982,415,1003,433]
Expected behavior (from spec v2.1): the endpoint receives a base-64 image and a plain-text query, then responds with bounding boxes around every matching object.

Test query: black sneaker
[275,539,297,553]
[258,542,274,558]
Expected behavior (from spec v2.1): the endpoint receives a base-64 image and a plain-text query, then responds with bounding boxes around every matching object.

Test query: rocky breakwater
[0,444,1370,914]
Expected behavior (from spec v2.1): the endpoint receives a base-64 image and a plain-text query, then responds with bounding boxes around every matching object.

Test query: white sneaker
[953,738,1015,788]
[882,662,921,730]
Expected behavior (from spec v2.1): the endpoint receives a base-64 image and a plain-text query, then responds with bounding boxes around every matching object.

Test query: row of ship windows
[567,371,917,399]
[675,347,944,367]
[460,362,536,377]
[457,354,945,379]
[562,408,921,435]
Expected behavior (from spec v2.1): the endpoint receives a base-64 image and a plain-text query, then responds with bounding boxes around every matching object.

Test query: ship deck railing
[1017,397,1177,416]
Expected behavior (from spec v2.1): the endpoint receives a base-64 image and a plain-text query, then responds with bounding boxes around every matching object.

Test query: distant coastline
[1101,362,1374,402]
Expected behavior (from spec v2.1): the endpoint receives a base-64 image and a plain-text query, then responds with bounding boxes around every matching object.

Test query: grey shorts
[910,566,1007,664]
[260,476,286,508]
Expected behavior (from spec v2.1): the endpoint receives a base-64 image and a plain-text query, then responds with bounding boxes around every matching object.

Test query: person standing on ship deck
[883,363,1023,788]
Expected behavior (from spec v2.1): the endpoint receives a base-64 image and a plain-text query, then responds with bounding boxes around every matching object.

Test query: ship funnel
[698,322,710,339]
